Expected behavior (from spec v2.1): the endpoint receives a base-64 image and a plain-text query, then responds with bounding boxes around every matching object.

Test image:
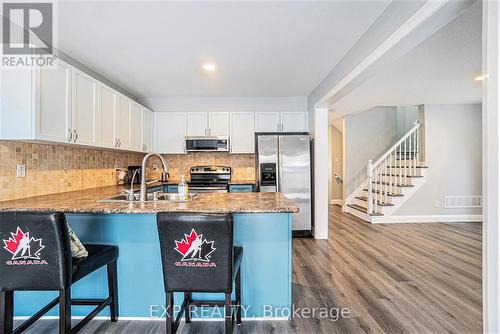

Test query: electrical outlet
[16,164,26,178]
[114,163,119,169]
[246,167,252,174]
[435,200,441,208]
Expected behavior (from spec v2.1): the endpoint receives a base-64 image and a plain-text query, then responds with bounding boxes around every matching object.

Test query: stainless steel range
[188,165,231,193]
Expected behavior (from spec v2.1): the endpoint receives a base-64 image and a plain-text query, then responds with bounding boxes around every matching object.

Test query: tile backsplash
[0,141,144,202]
[0,141,255,202]
[160,152,255,181]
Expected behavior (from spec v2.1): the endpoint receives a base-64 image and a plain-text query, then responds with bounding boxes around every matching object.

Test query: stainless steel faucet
[123,169,140,201]
[140,153,169,202]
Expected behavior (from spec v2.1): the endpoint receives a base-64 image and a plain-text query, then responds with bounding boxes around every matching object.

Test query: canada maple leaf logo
[174,229,216,262]
[2,227,45,260]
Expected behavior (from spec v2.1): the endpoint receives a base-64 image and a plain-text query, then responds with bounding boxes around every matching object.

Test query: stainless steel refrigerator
[255,132,313,237]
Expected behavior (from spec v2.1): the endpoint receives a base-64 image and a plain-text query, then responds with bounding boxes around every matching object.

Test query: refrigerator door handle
[277,138,282,192]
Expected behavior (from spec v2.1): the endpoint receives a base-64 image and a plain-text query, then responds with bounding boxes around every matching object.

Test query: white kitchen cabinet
[187,112,208,136]
[255,111,308,133]
[116,95,131,149]
[230,112,255,153]
[142,108,153,152]
[97,84,117,148]
[281,111,308,132]
[255,112,281,132]
[130,103,143,151]
[0,60,155,152]
[209,112,229,136]
[34,62,73,143]
[72,69,97,145]
[155,112,187,154]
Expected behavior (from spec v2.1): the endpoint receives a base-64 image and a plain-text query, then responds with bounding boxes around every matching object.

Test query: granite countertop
[0,185,297,214]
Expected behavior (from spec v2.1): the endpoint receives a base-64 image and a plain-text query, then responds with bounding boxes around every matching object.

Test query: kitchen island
[0,186,297,319]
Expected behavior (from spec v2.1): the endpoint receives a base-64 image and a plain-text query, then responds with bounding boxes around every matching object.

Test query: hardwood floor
[17,205,482,333]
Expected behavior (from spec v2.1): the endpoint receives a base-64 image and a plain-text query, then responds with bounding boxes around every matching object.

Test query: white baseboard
[371,214,483,224]
[13,316,289,322]
[329,199,343,205]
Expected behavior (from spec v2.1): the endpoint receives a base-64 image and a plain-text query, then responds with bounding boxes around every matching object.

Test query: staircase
[344,121,428,223]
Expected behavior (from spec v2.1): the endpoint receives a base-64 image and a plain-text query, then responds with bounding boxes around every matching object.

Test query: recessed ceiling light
[202,63,216,72]
[474,74,487,81]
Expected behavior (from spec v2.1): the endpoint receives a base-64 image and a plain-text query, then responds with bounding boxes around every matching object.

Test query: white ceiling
[331,1,482,116]
[57,1,390,99]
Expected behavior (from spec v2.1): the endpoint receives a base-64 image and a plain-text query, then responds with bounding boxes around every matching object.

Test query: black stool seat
[157,213,243,334]
[72,245,119,283]
[0,212,119,334]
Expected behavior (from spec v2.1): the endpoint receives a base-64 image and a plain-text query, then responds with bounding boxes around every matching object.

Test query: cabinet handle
[118,139,121,148]
[73,129,78,143]
[68,129,72,142]
[114,139,117,148]
[277,123,280,131]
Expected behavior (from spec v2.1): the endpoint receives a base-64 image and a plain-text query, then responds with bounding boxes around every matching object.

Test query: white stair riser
[351,198,384,215]
[344,205,370,222]
[374,175,415,185]
[368,184,405,194]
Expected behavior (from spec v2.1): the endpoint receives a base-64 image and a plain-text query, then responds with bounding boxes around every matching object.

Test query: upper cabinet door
[97,84,116,148]
[281,111,308,132]
[34,61,72,143]
[72,69,97,145]
[155,112,186,154]
[130,103,143,151]
[116,95,131,149]
[209,112,229,137]
[255,112,281,132]
[187,112,208,136]
[230,112,255,154]
[142,109,153,152]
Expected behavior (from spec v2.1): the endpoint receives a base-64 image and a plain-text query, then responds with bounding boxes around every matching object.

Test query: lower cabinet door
[229,184,254,193]
[166,185,179,193]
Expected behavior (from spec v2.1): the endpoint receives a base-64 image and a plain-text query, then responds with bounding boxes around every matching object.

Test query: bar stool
[0,212,119,334]
[156,213,243,334]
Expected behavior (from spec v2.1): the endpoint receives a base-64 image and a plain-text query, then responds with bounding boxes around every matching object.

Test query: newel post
[367,160,373,215]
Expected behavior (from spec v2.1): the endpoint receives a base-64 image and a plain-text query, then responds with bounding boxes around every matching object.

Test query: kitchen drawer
[229,184,254,193]
[166,185,179,193]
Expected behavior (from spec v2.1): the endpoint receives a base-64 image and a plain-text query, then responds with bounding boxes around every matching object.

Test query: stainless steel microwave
[185,136,229,152]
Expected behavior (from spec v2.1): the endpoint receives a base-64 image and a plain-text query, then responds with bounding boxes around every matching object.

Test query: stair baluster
[363,121,421,220]
[399,143,403,186]
[414,129,418,176]
[389,151,393,196]
[367,160,374,215]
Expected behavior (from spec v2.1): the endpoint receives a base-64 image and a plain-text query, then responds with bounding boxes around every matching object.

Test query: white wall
[329,125,343,201]
[482,1,500,330]
[343,106,399,196]
[313,108,329,239]
[396,105,418,137]
[395,103,482,216]
[142,96,307,113]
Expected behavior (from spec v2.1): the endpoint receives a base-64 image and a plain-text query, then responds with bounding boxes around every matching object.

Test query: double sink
[98,192,198,203]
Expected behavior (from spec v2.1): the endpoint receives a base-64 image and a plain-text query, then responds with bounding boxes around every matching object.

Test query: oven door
[189,186,228,193]
[185,137,229,152]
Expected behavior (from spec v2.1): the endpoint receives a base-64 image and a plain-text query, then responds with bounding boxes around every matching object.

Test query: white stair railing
[366,121,420,215]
